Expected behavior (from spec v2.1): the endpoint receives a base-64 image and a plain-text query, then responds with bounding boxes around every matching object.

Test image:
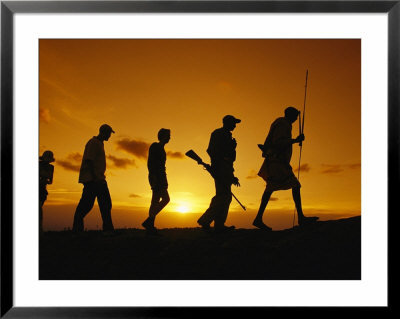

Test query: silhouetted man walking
[39,150,55,232]
[142,128,171,232]
[73,124,115,232]
[254,107,318,230]
[198,115,241,232]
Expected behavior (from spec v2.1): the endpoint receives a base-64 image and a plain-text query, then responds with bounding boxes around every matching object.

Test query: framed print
[1,0,396,317]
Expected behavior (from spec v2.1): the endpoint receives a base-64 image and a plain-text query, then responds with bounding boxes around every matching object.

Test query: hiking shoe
[198,222,211,231]
[298,216,319,226]
[142,218,156,231]
[252,220,272,231]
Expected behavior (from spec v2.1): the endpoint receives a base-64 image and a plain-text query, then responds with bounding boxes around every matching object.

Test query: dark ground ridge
[40,216,361,280]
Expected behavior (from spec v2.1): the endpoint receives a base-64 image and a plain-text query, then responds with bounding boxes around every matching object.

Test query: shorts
[148,173,168,191]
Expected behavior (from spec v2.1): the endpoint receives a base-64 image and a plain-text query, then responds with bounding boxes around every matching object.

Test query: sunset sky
[39,39,361,231]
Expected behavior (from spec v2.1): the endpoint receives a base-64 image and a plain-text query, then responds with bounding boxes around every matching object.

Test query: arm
[47,165,54,184]
[39,164,54,185]
[206,131,220,161]
[83,159,97,181]
[292,134,305,144]
[272,121,304,149]
[232,176,240,187]
[148,144,163,174]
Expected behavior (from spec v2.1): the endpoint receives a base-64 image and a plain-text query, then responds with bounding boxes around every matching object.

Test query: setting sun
[176,204,190,214]
[39,39,361,231]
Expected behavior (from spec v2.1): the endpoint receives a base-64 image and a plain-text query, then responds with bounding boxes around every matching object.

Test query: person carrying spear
[254,106,319,230]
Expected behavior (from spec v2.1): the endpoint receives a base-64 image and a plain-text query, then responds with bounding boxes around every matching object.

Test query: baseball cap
[99,124,115,134]
[223,115,241,124]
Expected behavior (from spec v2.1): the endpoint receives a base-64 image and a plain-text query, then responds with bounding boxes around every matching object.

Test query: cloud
[166,151,185,159]
[321,164,344,174]
[347,163,361,170]
[56,152,82,172]
[294,163,311,173]
[57,152,136,171]
[66,152,83,162]
[320,162,360,174]
[129,194,141,198]
[116,138,184,160]
[115,138,149,159]
[57,161,81,172]
[39,108,51,123]
[107,155,136,169]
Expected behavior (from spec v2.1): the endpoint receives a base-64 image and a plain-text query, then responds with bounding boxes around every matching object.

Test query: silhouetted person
[142,128,171,232]
[72,124,115,232]
[254,107,319,230]
[197,115,241,233]
[39,150,55,232]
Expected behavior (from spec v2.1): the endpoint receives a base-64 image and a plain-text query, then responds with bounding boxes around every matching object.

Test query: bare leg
[143,189,170,230]
[149,189,170,217]
[157,189,170,216]
[292,187,304,219]
[292,186,319,225]
[253,189,273,230]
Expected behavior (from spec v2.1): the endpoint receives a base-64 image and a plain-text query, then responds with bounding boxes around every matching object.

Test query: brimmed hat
[39,150,55,162]
[223,115,241,125]
[99,124,115,134]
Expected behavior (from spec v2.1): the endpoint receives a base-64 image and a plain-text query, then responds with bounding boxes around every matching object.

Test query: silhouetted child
[39,150,55,232]
[142,128,171,233]
[72,124,115,232]
[254,106,318,230]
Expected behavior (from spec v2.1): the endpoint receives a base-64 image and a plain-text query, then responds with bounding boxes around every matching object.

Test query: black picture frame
[1,0,396,317]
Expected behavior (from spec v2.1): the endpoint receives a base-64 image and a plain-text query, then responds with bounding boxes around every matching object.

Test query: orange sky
[39,39,361,231]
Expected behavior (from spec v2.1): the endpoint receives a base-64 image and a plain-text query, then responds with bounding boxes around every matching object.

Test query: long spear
[293,70,308,228]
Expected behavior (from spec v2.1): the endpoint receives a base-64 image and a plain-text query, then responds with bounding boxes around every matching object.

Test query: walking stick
[293,70,308,228]
[231,192,246,211]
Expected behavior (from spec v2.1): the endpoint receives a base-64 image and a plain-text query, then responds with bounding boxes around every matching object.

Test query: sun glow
[176,204,190,214]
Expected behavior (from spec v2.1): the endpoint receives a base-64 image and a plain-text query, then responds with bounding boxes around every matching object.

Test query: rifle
[185,150,246,211]
[185,149,214,176]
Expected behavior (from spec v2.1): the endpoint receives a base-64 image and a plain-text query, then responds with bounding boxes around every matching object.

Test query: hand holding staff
[293,69,309,228]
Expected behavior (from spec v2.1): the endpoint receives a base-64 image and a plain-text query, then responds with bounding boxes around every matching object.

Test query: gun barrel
[185,149,203,163]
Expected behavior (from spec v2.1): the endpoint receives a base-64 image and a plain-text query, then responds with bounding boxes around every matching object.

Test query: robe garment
[258,117,301,192]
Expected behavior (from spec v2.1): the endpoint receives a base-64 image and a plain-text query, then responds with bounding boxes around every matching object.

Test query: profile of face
[103,131,112,141]
[288,112,299,124]
[99,129,112,141]
[224,121,237,132]
[159,132,171,144]
[285,107,300,124]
